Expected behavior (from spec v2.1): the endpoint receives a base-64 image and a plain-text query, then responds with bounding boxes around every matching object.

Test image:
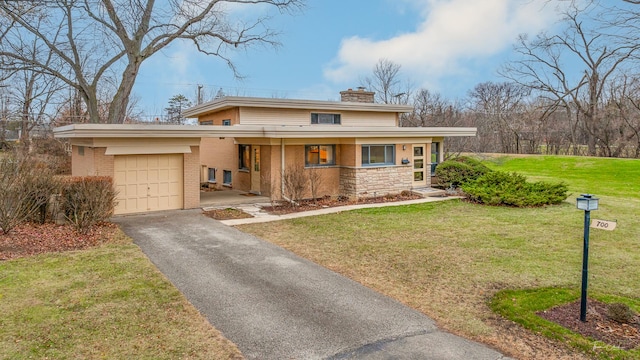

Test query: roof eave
[182,96,413,118]
[53,124,477,139]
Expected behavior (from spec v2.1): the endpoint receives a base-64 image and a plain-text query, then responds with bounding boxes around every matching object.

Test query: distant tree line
[363,1,640,158]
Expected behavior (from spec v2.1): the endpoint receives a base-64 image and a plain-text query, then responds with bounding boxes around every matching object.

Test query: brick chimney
[340,87,375,103]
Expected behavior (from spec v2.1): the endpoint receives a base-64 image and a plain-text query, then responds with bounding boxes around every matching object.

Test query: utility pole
[0,85,8,145]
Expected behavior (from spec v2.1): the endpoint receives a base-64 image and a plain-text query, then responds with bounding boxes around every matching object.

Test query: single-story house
[54,89,476,214]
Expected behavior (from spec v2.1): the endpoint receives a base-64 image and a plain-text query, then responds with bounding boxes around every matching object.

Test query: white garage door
[114,154,183,214]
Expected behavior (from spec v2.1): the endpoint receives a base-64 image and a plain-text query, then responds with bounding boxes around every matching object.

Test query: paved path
[115,210,511,360]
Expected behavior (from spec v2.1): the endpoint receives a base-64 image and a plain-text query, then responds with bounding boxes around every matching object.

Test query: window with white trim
[362,145,395,166]
[208,168,216,183]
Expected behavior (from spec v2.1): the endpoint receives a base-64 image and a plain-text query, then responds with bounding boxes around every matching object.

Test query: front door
[250,146,261,194]
[412,145,427,188]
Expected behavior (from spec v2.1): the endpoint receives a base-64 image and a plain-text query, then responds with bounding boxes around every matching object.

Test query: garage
[114,154,184,214]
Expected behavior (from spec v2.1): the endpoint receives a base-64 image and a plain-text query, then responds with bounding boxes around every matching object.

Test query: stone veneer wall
[340,165,413,198]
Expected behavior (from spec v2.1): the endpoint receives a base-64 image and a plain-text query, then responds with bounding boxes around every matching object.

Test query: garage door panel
[114,154,183,214]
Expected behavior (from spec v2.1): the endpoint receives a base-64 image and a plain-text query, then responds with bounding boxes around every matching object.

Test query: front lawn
[237,155,640,359]
[0,233,242,359]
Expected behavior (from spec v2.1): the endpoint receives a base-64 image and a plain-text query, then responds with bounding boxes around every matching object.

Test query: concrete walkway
[206,196,463,226]
[114,210,511,360]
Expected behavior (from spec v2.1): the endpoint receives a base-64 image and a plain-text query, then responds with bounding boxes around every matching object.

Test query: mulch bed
[0,222,119,261]
[262,193,423,215]
[203,208,254,220]
[538,299,640,350]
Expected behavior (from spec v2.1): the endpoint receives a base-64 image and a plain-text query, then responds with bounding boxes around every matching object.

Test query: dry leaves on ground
[0,222,119,260]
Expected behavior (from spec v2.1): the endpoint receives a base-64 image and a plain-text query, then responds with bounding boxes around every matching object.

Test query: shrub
[61,176,118,233]
[607,303,636,324]
[0,156,57,234]
[462,171,568,207]
[436,156,492,188]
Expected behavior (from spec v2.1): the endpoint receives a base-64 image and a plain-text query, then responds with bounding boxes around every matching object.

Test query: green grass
[491,288,640,359]
[0,237,242,359]
[238,155,640,359]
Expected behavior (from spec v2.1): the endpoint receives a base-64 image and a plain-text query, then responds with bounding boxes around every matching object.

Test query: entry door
[412,145,427,187]
[250,146,261,194]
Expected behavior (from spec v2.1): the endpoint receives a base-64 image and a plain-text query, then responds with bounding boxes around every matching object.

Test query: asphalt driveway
[114,210,511,360]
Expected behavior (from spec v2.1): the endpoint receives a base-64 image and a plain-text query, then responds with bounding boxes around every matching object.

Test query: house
[53,89,476,215]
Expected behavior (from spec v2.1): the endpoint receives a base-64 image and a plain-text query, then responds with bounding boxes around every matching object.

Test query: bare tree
[468,81,530,154]
[408,89,451,127]
[501,1,640,156]
[0,0,303,124]
[361,58,412,105]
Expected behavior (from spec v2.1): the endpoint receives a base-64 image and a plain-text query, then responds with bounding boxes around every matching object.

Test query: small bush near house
[462,171,568,207]
[436,156,492,188]
[31,137,71,175]
[0,156,57,234]
[61,176,118,233]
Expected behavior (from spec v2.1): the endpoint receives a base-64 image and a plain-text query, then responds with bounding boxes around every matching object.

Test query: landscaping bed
[262,192,423,215]
[0,222,119,260]
[539,299,640,350]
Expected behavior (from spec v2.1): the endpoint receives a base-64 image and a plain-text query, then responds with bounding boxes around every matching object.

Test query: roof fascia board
[53,124,477,139]
[182,96,413,118]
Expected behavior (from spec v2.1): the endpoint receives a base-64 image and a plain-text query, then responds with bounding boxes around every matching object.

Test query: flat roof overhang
[182,96,414,118]
[54,124,477,139]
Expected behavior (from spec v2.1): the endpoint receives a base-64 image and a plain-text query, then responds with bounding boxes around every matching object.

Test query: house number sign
[590,219,617,231]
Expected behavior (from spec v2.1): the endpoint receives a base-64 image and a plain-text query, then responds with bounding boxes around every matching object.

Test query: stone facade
[340,165,413,198]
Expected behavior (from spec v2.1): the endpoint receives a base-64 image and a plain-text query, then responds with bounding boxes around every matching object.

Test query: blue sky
[132,0,566,117]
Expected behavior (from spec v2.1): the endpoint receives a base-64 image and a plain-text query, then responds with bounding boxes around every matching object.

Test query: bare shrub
[61,176,118,234]
[282,165,307,205]
[0,156,56,234]
[307,167,323,203]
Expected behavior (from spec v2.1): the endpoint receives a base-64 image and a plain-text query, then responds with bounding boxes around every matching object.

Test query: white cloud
[324,0,563,87]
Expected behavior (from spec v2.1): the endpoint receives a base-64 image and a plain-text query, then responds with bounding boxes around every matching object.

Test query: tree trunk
[108,61,140,124]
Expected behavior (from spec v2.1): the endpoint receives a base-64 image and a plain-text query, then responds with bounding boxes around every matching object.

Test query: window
[78,146,84,156]
[208,168,216,183]
[362,145,395,166]
[200,120,213,125]
[431,142,440,173]
[311,113,341,125]
[223,170,232,186]
[222,119,231,126]
[305,145,336,166]
[239,145,250,170]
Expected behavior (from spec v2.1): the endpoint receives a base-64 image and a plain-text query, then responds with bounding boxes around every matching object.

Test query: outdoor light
[576,194,599,322]
[576,194,599,211]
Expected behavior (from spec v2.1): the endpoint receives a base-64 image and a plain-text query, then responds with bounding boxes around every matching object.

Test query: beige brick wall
[183,146,200,209]
[73,146,115,177]
[71,145,95,176]
[93,147,114,177]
